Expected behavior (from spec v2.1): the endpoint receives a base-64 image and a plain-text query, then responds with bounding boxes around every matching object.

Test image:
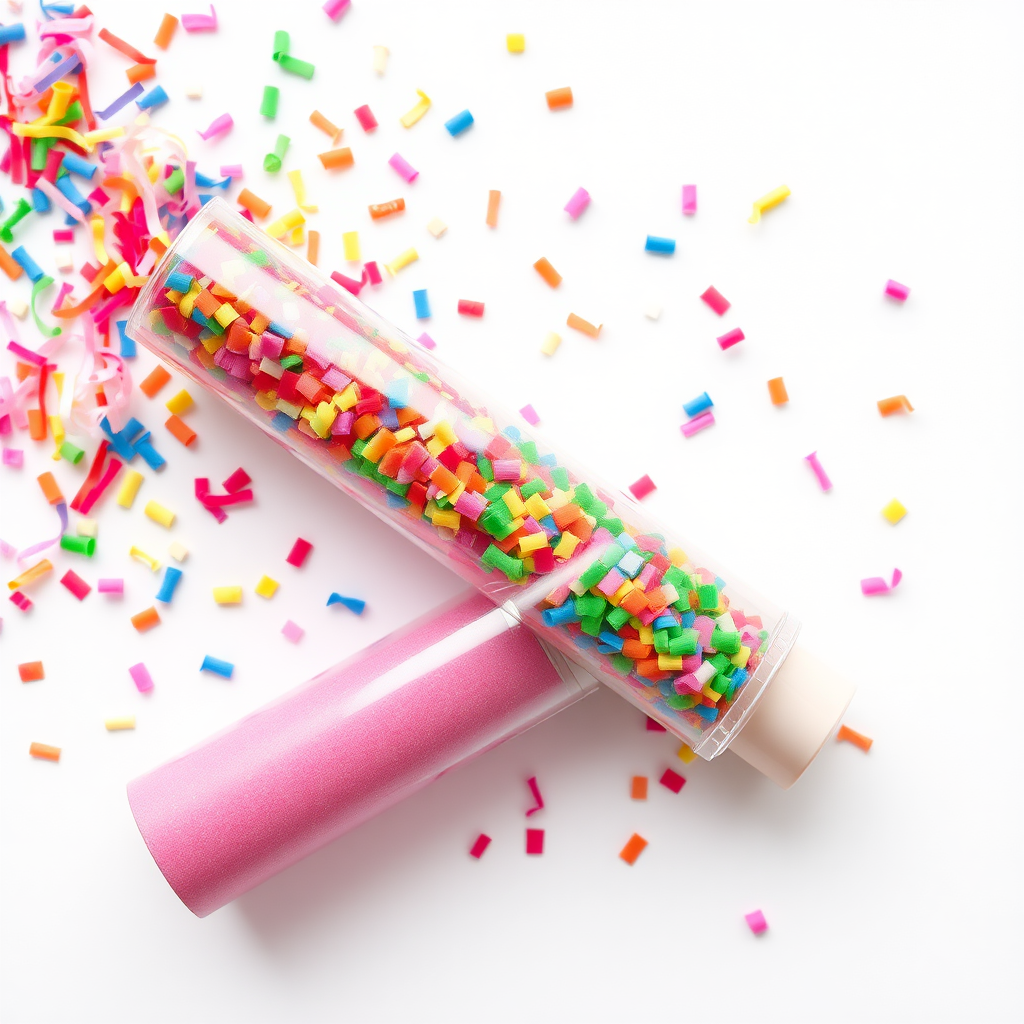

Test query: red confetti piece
[659,768,686,794]
[469,834,491,859]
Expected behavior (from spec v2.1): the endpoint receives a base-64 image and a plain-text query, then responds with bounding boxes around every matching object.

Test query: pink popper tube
[127,593,593,917]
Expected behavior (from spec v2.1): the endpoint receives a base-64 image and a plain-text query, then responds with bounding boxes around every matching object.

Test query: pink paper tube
[885,279,910,302]
[681,411,715,438]
[717,328,745,350]
[323,0,351,19]
[388,153,419,182]
[97,578,124,594]
[564,187,591,219]
[682,184,697,215]
[198,114,233,141]
[127,593,594,917]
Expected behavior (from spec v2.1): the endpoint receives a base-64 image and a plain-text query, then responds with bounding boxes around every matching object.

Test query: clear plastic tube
[126,199,823,762]
[127,593,596,917]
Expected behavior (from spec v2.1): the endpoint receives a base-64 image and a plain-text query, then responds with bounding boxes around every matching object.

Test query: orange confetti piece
[619,833,648,865]
[29,742,61,762]
[877,395,914,416]
[837,724,873,752]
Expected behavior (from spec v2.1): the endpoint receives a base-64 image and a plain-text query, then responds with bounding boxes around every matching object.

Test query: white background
[1,2,1022,1022]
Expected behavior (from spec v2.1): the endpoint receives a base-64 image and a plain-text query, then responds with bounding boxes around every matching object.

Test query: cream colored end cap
[729,645,855,789]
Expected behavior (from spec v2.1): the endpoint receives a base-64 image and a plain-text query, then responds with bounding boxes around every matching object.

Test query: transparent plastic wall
[127,199,799,758]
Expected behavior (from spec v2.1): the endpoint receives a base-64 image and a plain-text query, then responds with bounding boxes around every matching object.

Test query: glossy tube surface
[127,199,798,757]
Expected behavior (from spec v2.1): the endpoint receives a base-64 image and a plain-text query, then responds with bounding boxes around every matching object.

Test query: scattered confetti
[885,279,910,302]
[748,185,790,225]
[469,833,492,858]
[533,257,561,288]
[130,663,155,693]
[525,829,544,855]
[105,716,136,731]
[213,586,243,605]
[29,743,61,763]
[281,620,304,643]
[200,655,234,679]
[60,569,91,600]
[700,286,731,315]
[144,500,176,529]
[682,184,697,214]
[877,395,913,416]
[255,575,279,598]
[717,327,745,351]
[645,235,675,255]
[659,768,686,794]
[860,569,902,596]
[628,475,656,501]
[619,834,648,865]
[681,411,715,438]
[327,593,366,615]
[837,724,873,752]
[541,332,562,356]
[545,86,573,110]
[286,538,313,567]
[131,607,161,632]
[444,109,474,137]
[745,910,768,934]
[566,312,601,337]
[767,378,789,405]
[630,776,648,800]
[804,451,833,493]
[18,661,44,683]
[881,499,907,525]
[525,776,544,816]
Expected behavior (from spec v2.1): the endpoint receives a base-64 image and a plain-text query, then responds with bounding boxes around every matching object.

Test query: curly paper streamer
[30,276,62,338]
[16,500,68,564]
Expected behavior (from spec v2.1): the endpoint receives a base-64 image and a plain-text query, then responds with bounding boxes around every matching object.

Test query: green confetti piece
[696,583,719,610]
[711,627,742,655]
[577,560,607,590]
[580,615,602,637]
[260,85,280,118]
[668,629,700,657]
[610,653,633,675]
[164,167,185,194]
[272,30,315,79]
[520,477,546,499]
[58,441,85,465]
[280,354,303,370]
[30,137,56,172]
[605,606,630,630]
[30,275,61,338]
[263,133,290,173]
[551,466,570,491]
[0,197,32,243]
[55,101,83,126]
[573,593,606,618]
[60,534,95,556]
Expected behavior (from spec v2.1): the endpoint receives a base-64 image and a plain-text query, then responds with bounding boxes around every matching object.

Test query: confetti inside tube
[804,451,832,492]
[131,607,161,632]
[748,186,790,225]
[682,185,697,214]
[885,280,910,302]
[837,724,873,751]
[30,743,61,762]
[619,833,648,865]
[200,655,234,678]
[126,198,859,786]
[767,378,789,405]
[545,87,573,110]
[145,501,176,528]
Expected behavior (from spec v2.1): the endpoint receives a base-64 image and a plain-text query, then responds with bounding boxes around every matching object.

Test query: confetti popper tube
[127,593,595,917]
[126,198,855,786]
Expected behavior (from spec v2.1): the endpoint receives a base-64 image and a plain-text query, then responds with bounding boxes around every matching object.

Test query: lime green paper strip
[272,29,315,79]
[260,85,280,118]
[31,276,62,338]
[263,134,290,173]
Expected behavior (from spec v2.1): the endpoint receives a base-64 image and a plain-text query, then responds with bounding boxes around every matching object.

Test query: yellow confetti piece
[38,82,75,125]
[168,541,189,562]
[266,209,305,239]
[373,45,389,74]
[882,498,907,525]
[90,216,109,265]
[343,231,360,261]
[129,545,160,572]
[117,469,144,508]
[677,743,698,765]
[399,89,431,128]
[748,185,790,225]
[213,585,243,605]
[507,33,525,53]
[255,575,279,598]
[77,518,99,538]
[105,716,136,731]
[541,332,561,356]
[426,216,447,238]
[144,500,176,529]
[165,389,193,415]
[385,247,418,275]
[287,169,318,213]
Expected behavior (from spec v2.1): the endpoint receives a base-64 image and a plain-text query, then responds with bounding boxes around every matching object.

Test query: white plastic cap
[728,645,855,789]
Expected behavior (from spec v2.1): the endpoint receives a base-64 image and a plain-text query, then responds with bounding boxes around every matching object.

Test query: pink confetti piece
[53,229,75,244]
[469,833,491,859]
[1,539,17,559]
[60,569,91,600]
[519,404,539,426]
[323,0,351,20]
[197,113,233,141]
[525,776,544,817]
[281,620,304,643]
[2,448,24,467]
[222,467,251,493]
[700,285,731,316]
[525,828,544,855]
[363,262,383,286]
[645,716,667,732]
[10,591,32,612]
[860,568,903,596]
[659,768,686,794]
[181,5,217,31]
[220,164,243,179]
[97,578,124,595]
[286,537,313,567]
[130,662,154,693]
[681,410,715,438]
[804,450,833,492]
[388,153,418,182]
[745,909,768,935]
[629,474,656,501]
[717,327,745,350]
[416,332,436,350]
[564,186,590,219]
[682,184,697,214]
[885,279,910,302]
